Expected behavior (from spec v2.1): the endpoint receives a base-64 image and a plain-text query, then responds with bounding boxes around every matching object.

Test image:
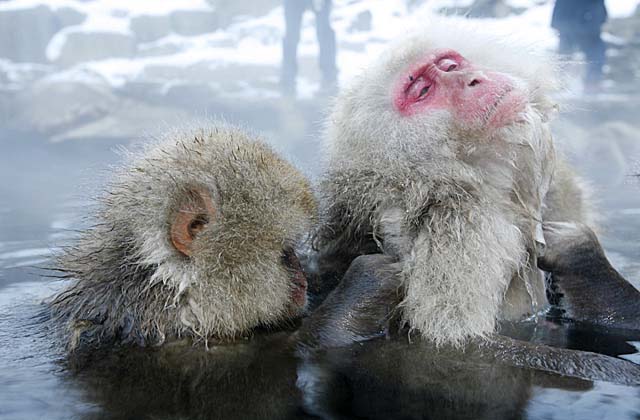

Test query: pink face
[393,49,527,130]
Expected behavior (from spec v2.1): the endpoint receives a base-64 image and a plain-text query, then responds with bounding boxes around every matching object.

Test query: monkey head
[326,19,559,168]
[53,126,317,348]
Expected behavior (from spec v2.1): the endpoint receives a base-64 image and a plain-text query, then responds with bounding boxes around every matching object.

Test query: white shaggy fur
[317,18,590,346]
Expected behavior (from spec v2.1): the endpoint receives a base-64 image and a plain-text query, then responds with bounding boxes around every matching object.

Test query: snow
[43,66,113,86]
[1,0,639,99]
[606,0,640,18]
[77,59,146,87]
[0,59,51,89]
[0,0,210,16]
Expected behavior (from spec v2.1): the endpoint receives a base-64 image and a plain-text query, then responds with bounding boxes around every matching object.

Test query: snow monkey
[316,20,597,346]
[51,126,397,353]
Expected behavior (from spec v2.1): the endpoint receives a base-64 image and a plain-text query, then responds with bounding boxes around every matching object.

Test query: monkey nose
[464,72,484,88]
[467,78,481,87]
[448,71,484,90]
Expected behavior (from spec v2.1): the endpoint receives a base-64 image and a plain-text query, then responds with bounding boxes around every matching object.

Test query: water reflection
[67,336,305,420]
[299,340,577,419]
[298,339,640,420]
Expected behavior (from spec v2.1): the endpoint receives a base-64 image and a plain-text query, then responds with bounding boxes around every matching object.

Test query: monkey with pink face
[316,20,640,347]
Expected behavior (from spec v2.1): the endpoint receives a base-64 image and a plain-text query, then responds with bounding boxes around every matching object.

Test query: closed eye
[437,57,460,73]
[406,76,432,101]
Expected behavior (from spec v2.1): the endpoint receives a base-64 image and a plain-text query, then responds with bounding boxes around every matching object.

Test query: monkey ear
[170,188,216,257]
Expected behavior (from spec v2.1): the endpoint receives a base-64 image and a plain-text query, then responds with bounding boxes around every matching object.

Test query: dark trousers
[558,28,606,83]
[281,0,337,93]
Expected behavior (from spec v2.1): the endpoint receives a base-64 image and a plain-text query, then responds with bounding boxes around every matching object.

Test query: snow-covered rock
[54,31,137,66]
[14,78,117,133]
[47,101,192,142]
[169,10,220,37]
[130,15,172,43]
[0,5,81,62]
[55,6,86,28]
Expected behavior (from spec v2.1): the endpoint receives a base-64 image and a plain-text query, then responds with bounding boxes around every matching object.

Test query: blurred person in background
[280,0,337,97]
[552,0,608,92]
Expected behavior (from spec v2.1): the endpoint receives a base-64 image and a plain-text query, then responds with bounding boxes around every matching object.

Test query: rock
[0,5,86,63]
[55,7,86,28]
[170,10,219,36]
[205,0,280,20]
[54,31,137,66]
[0,60,52,90]
[0,5,60,62]
[14,79,118,134]
[137,42,182,58]
[130,14,172,43]
[447,0,524,19]
[49,101,193,143]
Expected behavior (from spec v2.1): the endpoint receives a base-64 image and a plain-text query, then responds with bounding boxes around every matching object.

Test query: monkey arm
[480,334,640,386]
[295,254,403,350]
[392,200,525,346]
[538,222,640,330]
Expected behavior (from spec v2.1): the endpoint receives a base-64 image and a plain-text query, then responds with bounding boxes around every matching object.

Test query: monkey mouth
[282,247,308,307]
[484,87,525,128]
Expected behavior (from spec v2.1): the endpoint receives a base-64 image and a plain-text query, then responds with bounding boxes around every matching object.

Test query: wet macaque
[539,222,640,331]
[52,126,320,351]
[316,20,595,346]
